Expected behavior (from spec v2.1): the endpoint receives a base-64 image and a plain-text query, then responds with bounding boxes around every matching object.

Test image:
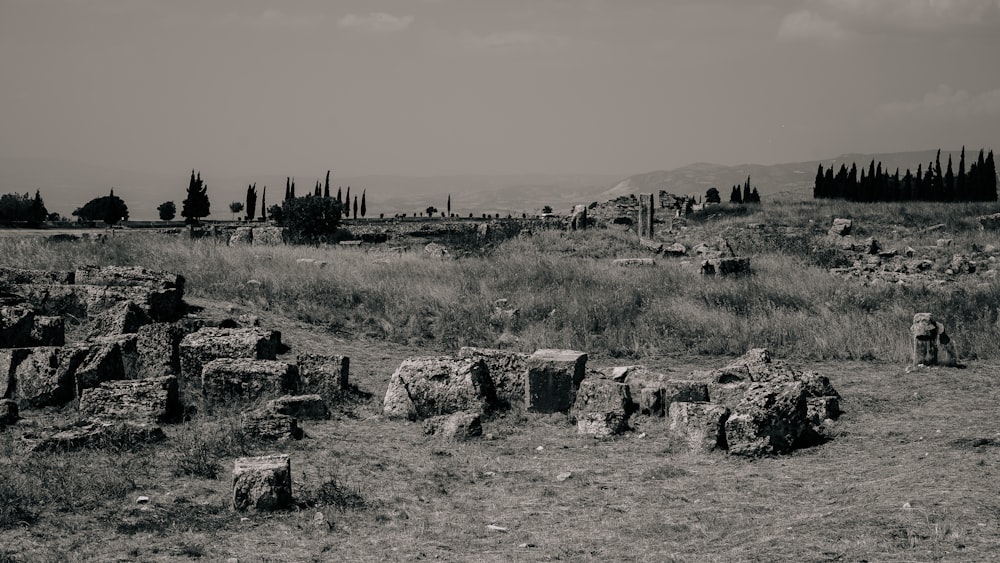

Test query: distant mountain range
[0,149,981,220]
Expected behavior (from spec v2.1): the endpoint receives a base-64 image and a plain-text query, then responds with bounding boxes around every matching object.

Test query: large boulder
[382,356,494,420]
[457,347,529,409]
[233,454,293,511]
[296,354,349,400]
[179,327,281,382]
[79,376,180,423]
[725,380,810,457]
[572,378,632,437]
[668,402,729,453]
[201,359,298,405]
[525,349,587,413]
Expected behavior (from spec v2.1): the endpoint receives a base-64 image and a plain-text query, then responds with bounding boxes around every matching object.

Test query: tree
[246,184,257,221]
[73,189,129,227]
[353,195,358,219]
[0,192,33,223]
[260,186,267,221]
[268,204,283,223]
[314,181,321,197]
[229,201,245,220]
[705,187,721,204]
[27,190,48,223]
[344,187,351,218]
[181,170,210,224]
[281,196,343,244]
[324,171,331,198]
[447,194,451,216]
[337,187,343,207]
[541,205,553,214]
[157,201,176,221]
[426,206,438,217]
[360,190,367,218]
[730,185,742,204]
[284,177,291,201]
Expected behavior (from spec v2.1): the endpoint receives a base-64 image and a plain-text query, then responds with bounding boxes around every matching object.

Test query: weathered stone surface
[911,312,952,366]
[251,227,287,246]
[137,322,188,376]
[0,267,74,285]
[612,258,655,267]
[87,301,151,337]
[664,243,687,256]
[700,257,751,276]
[423,411,483,441]
[31,316,64,347]
[725,380,810,457]
[10,284,87,319]
[570,204,588,231]
[572,378,631,436]
[638,193,654,240]
[179,327,281,382]
[201,359,298,405]
[13,346,86,408]
[30,420,166,452]
[457,347,529,409]
[807,396,840,426]
[0,305,35,348]
[709,349,773,383]
[382,357,494,420]
[75,265,184,291]
[638,386,664,416]
[74,339,128,395]
[661,380,709,411]
[266,394,329,420]
[296,354,349,399]
[828,218,852,237]
[707,381,750,410]
[978,213,1000,231]
[0,348,29,399]
[241,411,303,441]
[14,283,184,322]
[229,226,254,245]
[79,376,180,423]
[0,398,17,427]
[233,454,293,511]
[424,243,450,259]
[668,401,729,453]
[525,349,587,414]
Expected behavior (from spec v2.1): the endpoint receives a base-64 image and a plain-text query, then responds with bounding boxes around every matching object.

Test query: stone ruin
[380,345,840,455]
[910,313,960,367]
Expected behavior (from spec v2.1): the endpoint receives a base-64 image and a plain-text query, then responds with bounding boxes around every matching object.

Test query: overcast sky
[1,0,998,177]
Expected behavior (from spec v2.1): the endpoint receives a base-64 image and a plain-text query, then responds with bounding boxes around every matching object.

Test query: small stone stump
[233,454,293,511]
[910,313,958,366]
[668,402,729,453]
[828,218,852,236]
[525,349,587,413]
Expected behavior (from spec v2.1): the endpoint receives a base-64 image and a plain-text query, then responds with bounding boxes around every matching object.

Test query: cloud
[777,9,850,41]
[219,9,324,28]
[821,0,1000,29]
[464,31,572,51]
[877,85,1000,119]
[337,12,414,33]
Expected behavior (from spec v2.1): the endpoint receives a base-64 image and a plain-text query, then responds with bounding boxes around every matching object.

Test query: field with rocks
[2,197,1000,562]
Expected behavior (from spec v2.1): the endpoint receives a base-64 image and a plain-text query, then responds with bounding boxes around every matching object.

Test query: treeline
[728,177,761,204]
[0,190,52,223]
[273,171,366,220]
[814,147,997,202]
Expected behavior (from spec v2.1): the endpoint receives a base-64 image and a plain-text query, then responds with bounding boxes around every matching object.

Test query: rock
[0,398,18,427]
[424,243,450,259]
[0,305,36,348]
[639,239,663,254]
[807,396,840,426]
[725,380,810,457]
[709,349,772,383]
[572,378,631,436]
[612,258,655,267]
[137,322,189,376]
[423,411,483,440]
[664,243,687,256]
[87,301,151,338]
[910,312,959,366]
[0,349,29,399]
[13,346,86,408]
[457,347,529,410]
[266,394,329,420]
[570,204,588,230]
[251,227,287,246]
[73,339,128,396]
[75,265,184,292]
[638,386,664,416]
[201,359,298,405]
[525,349,587,414]
[936,238,953,248]
[240,410,303,441]
[828,218,852,236]
[30,316,64,346]
[78,376,180,423]
[978,213,1000,230]
[0,267,74,285]
[707,381,749,410]
[555,471,572,482]
[661,380,709,412]
[229,227,254,245]
[668,402,729,453]
[296,354,349,400]
[382,356,494,420]
[30,420,166,452]
[179,327,281,382]
[232,454,293,511]
[638,193,654,240]
[700,257,750,276]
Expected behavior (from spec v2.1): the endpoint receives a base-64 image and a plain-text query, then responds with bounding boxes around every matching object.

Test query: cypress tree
[181,170,211,224]
[944,155,955,201]
[291,179,296,199]
[260,186,266,220]
[360,190,367,217]
[353,195,358,219]
[325,171,330,197]
[957,147,967,200]
[985,150,997,201]
[447,194,451,216]
[814,164,824,199]
[934,150,944,200]
[345,187,351,218]
[315,181,321,197]
[730,185,742,204]
[742,177,751,204]
[337,187,343,206]
[246,184,257,221]
[285,177,291,201]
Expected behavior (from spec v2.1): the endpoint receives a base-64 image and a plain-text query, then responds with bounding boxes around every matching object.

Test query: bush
[282,196,344,244]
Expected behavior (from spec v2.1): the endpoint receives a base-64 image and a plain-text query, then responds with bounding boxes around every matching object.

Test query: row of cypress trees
[814,148,997,202]
[277,171,367,219]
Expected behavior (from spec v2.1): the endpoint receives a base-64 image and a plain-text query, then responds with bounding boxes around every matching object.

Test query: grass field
[2,198,1000,561]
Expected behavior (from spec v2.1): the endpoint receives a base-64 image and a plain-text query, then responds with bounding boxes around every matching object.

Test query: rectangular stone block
[233,454,293,511]
[0,348,30,399]
[638,193,654,240]
[201,359,297,405]
[457,347,529,409]
[137,322,188,376]
[662,380,709,412]
[572,378,632,436]
[13,346,86,408]
[79,376,180,423]
[0,305,36,349]
[668,401,729,453]
[74,339,128,396]
[525,349,587,413]
[266,394,329,420]
[296,353,349,399]
[251,227,287,246]
[180,327,281,382]
[241,411,303,441]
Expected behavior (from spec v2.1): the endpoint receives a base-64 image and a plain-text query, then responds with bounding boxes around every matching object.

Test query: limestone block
[240,411,303,441]
[668,401,729,453]
[251,227,287,246]
[0,267,74,285]
[382,356,494,420]
[266,394,329,420]
[0,348,29,399]
[828,218,852,236]
[0,305,35,348]
[30,420,166,452]
[638,386,664,416]
[910,312,940,365]
[707,382,749,410]
[296,354,349,399]
[661,379,709,411]
[74,265,184,292]
[807,396,841,426]
[457,347,529,409]
[229,226,254,245]
[725,380,810,457]
[233,454,293,511]
[74,339,128,395]
[525,349,587,414]
[201,359,298,405]
[137,322,189,376]
[87,301,151,338]
[572,378,631,436]
[179,327,281,382]
[79,376,180,423]
[13,346,86,408]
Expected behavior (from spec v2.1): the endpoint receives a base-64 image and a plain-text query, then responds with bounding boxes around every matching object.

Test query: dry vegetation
[2,198,1000,561]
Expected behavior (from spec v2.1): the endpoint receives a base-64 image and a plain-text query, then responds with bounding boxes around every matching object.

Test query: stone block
[87,301,151,338]
[30,420,166,452]
[251,227,287,246]
[572,378,631,436]
[0,398,18,427]
[0,267,74,285]
[638,386,664,416]
[525,349,587,414]
[79,376,180,423]
[0,305,35,348]
[74,339,128,396]
[668,401,729,453]
[241,411,303,441]
[423,411,483,441]
[74,265,184,292]
[266,394,329,420]
[807,396,840,426]
[201,359,298,405]
[31,316,65,346]
[707,382,748,410]
[0,348,30,399]
[828,218,852,236]
[457,347,529,409]
[137,322,188,376]
[725,380,810,457]
[13,346,86,408]
[382,357,494,420]
[661,380,709,411]
[296,354,349,399]
[229,226,254,245]
[638,193,654,239]
[233,454,293,511]
[179,327,281,382]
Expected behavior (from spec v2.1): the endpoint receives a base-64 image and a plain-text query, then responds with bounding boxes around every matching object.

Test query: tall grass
[3,199,1000,362]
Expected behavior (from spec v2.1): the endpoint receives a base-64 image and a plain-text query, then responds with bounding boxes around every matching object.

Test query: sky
[1,0,999,178]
